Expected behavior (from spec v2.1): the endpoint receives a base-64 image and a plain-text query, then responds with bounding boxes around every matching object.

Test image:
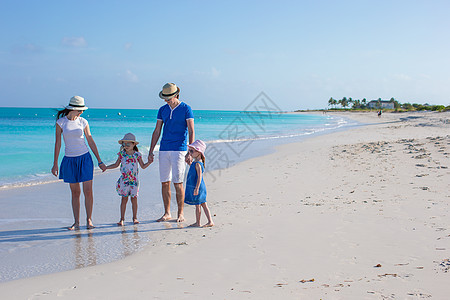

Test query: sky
[1,0,449,111]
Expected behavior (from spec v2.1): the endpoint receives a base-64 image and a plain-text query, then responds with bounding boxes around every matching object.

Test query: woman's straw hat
[118,133,139,145]
[66,96,88,111]
[188,140,206,160]
[159,83,180,100]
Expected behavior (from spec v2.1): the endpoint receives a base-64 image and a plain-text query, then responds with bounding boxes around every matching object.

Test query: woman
[51,96,106,230]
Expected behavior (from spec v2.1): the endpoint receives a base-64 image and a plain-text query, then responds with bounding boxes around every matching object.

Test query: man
[148,83,195,222]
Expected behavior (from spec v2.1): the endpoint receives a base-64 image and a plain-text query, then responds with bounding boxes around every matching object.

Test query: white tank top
[56,116,89,157]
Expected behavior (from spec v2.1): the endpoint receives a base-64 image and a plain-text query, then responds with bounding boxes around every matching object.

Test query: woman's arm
[84,124,107,171]
[193,162,202,196]
[51,124,62,176]
[105,157,121,170]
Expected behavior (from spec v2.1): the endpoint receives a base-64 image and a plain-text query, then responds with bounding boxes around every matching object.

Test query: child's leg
[131,196,139,224]
[201,202,214,227]
[117,196,128,226]
[189,205,202,227]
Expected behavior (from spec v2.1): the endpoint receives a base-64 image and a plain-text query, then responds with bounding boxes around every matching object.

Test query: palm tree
[341,97,348,109]
[328,97,334,108]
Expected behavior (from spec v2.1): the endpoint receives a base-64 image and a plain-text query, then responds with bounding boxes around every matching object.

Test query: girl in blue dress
[185,140,214,227]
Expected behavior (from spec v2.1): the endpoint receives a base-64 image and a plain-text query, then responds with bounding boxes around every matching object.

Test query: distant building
[367,100,394,109]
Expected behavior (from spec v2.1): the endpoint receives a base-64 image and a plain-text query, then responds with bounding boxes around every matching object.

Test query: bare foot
[68,223,80,230]
[86,219,95,229]
[117,220,124,226]
[157,214,171,222]
[189,222,201,227]
[202,222,215,227]
[177,215,185,223]
[133,219,140,224]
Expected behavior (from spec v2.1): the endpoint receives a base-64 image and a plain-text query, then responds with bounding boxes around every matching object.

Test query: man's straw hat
[159,83,180,100]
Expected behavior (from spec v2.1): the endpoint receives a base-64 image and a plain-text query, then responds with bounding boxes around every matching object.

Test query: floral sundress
[116,150,142,197]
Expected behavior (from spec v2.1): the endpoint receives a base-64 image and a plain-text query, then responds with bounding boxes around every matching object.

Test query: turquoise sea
[0,107,349,189]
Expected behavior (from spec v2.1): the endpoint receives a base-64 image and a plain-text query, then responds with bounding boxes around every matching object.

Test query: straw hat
[188,140,206,160]
[118,133,139,145]
[66,96,88,111]
[159,83,180,100]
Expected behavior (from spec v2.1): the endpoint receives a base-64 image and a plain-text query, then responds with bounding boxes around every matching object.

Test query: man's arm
[148,120,163,163]
[187,118,195,145]
[185,118,195,164]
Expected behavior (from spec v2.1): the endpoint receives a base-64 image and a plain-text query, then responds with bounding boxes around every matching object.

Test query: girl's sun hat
[118,133,139,145]
[188,140,206,160]
[159,83,180,100]
[66,96,88,111]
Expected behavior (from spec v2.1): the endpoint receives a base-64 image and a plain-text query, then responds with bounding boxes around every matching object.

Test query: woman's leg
[82,180,95,229]
[201,202,214,227]
[69,183,81,230]
[118,196,128,226]
[131,197,139,224]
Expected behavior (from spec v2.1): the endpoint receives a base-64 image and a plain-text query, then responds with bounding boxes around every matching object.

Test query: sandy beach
[1,111,449,299]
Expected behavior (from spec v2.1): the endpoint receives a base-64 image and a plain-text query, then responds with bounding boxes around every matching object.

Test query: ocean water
[0,107,355,282]
[0,107,349,189]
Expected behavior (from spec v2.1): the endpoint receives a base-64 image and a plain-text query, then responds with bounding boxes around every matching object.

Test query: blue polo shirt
[157,102,194,151]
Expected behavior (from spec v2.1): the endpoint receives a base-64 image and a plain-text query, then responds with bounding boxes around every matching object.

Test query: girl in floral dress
[106,133,151,225]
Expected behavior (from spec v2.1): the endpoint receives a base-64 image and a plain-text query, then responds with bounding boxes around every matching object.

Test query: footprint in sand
[56,286,77,297]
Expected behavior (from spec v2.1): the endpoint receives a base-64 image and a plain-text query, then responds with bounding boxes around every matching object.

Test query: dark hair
[55,108,72,120]
[120,144,139,152]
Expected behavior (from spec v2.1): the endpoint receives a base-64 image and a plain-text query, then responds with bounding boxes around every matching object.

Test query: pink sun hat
[188,140,206,159]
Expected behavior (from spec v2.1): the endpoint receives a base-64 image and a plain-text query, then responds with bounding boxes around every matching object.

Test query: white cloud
[125,70,139,82]
[193,67,221,79]
[211,67,220,78]
[124,43,132,51]
[393,74,412,81]
[62,37,87,48]
[12,43,41,54]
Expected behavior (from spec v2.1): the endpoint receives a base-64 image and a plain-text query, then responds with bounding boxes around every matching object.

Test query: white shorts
[159,151,187,183]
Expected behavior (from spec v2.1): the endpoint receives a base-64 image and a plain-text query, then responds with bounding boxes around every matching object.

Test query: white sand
[1,111,449,299]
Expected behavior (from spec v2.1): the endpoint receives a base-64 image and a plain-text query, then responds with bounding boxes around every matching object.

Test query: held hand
[193,188,199,196]
[148,153,154,164]
[185,153,193,165]
[99,163,107,172]
[51,164,58,177]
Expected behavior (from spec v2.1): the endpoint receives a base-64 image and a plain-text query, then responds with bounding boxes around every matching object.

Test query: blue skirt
[59,152,94,183]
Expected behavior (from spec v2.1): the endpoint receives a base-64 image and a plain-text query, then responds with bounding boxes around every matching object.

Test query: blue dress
[184,161,207,205]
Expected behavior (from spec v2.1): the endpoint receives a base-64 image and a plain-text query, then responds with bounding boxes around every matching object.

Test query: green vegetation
[327,97,449,112]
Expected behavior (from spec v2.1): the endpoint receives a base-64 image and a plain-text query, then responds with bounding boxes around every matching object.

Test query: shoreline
[0,110,348,191]
[1,111,449,298]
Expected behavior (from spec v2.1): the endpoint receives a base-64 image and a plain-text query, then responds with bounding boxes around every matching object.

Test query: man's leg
[174,182,185,222]
[157,181,172,221]
[172,151,187,223]
[158,151,172,222]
